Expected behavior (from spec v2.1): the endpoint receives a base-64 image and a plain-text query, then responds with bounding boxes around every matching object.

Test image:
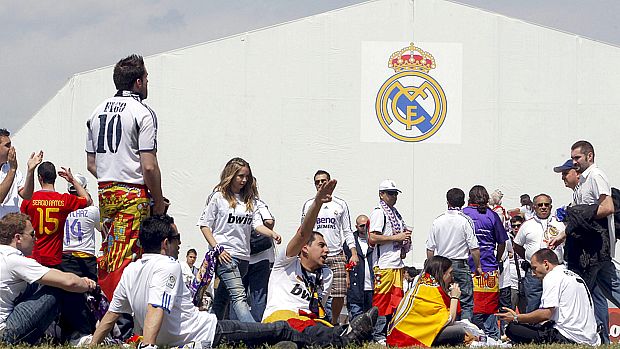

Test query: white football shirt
[85,91,157,184]
[540,265,600,346]
[369,207,405,269]
[109,253,217,347]
[197,191,263,261]
[0,164,25,218]
[426,209,479,260]
[0,245,50,334]
[301,196,354,257]
[63,206,100,256]
[263,248,333,321]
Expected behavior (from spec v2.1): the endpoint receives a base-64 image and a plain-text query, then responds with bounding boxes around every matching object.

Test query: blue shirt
[463,206,509,272]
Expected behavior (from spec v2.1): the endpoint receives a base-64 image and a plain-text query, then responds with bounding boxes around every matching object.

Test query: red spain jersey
[21,190,88,266]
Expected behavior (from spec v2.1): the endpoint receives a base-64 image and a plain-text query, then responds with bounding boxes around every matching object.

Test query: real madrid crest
[375,43,447,142]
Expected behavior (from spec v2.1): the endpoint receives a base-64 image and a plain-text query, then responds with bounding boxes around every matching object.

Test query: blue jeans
[523,273,542,313]
[213,257,255,323]
[592,285,610,344]
[242,259,272,322]
[472,314,500,340]
[451,259,473,320]
[1,284,60,344]
[348,290,373,320]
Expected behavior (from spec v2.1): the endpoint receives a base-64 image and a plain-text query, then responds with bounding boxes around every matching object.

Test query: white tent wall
[13,0,620,266]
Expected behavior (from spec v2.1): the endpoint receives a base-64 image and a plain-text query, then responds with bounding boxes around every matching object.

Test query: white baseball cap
[68,173,88,192]
[378,179,401,193]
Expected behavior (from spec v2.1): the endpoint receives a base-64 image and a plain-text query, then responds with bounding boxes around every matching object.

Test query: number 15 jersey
[85,91,158,184]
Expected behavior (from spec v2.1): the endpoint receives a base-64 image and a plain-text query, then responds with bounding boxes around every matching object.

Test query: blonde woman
[197,158,281,322]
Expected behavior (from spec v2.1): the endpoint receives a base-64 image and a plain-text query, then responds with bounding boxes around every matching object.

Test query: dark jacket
[564,203,611,271]
[343,231,374,304]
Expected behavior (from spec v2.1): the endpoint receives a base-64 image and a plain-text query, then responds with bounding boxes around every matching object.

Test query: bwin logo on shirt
[227,213,252,225]
[290,284,312,301]
[375,43,447,142]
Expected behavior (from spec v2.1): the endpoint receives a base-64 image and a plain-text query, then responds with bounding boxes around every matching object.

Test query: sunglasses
[384,191,399,197]
[314,179,328,185]
[511,224,522,228]
[536,203,551,208]
[168,234,181,242]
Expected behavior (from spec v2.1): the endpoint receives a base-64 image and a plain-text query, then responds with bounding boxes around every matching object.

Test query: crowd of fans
[0,54,616,348]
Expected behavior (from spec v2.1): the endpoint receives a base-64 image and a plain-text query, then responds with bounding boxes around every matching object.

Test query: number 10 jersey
[85,90,158,184]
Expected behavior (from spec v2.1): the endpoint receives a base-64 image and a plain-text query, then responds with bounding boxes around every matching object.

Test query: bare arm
[140,150,164,215]
[142,304,165,345]
[91,311,120,345]
[470,248,483,274]
[369,230,410,245]
[38,269,96,293]
[18,151,43,200]
[426,249,435,260]
[496,242,506,267]
[59,167,92,205]
[86,152,97,177]
[513,243,526,260]
[0,147,17,202]
[287,179,337,257]
[255,225,282,244]
[496,306,553,324]
[597,194,614,219]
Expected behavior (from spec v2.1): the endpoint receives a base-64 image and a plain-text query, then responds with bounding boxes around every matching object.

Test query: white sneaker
[69,334,92,347]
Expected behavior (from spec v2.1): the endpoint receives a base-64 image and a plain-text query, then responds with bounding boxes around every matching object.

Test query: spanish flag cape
[387,273,459,347]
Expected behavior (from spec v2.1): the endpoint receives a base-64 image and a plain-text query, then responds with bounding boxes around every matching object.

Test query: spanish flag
[387,273,455,347]
[373,267,404,316]
[472,271,499,314]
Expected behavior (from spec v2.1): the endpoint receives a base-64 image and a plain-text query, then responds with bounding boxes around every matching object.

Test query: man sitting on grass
[91,180,376,348]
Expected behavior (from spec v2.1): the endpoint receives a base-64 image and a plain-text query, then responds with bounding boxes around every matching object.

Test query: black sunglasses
[536,203,550,208]
[511,224,522,228]
[168,234,181,242]
[384,191,399,197]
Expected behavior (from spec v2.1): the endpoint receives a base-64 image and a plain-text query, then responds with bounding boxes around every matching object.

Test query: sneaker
[342,306,378,344]
[272,341,298,349]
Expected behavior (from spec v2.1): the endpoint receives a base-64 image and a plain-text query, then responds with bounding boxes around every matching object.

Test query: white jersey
[541,265,600,346]
[263,248,333,321]
[0,245,50,334]
[0,163,25,219]
[109,253,218,347]
[63,206,100,256]
[513,216,565,263]
[197,191,262,261]
[574,163,616,255]
[85,91,158,184]
[301,196,354,257]
[250,199,275,264]
[426,209,479,260]
[369,206,405,269]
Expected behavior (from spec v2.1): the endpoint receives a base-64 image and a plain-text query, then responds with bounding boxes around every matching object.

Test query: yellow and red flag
[472,271,499,314]
[372,267,404,316]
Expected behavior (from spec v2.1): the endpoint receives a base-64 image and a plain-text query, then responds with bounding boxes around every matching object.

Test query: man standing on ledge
[86,54,165,300]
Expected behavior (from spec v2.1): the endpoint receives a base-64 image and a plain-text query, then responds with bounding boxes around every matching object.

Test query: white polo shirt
[301,196,354,257]
[426,209,478,260]
[109,254,217,347]
[0,245,50,335]
[0,164,24,219]
[513,215,565,263]
[541,265,600,346]
[574,163,616,255]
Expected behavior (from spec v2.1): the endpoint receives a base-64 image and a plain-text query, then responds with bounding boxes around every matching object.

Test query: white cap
[378,179,401,193]
[68,173,88,192]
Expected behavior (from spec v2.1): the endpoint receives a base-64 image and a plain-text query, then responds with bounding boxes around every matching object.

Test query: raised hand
[27,151,43,172]
[7,147,17,169]
[315,179,337,204]
[58,166,75,183]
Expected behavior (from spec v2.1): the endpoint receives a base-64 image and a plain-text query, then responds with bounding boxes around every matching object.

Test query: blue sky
[1,0,619,132]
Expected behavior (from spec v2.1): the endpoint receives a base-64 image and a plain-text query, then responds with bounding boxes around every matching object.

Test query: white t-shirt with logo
[262,248,333,321]
[426,209,479,260]
[250,199,276,264]
[109,253,217,347]
[513,216,565,263]
[197,191,262,261]
[574,163,616,255]
[0,245,50,335]
[0,163,25,219]
[540,265,600,346]
[85,91,158,184]
[301,197,354,257]
[63,206,100,256]
[369,206,405,269]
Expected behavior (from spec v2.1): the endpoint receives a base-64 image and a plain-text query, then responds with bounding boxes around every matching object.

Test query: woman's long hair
[424,255,453,292]
[468,185,489,214]
[214,157,258,211]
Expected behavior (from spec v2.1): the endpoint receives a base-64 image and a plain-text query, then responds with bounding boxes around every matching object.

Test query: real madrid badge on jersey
[360,42,462,143]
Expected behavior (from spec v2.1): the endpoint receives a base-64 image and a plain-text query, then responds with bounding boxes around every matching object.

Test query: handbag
[250,232,273,255]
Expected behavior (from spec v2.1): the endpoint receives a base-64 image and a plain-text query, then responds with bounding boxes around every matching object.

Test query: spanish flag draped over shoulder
[387,273,458,347]
[472,271,499,314]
